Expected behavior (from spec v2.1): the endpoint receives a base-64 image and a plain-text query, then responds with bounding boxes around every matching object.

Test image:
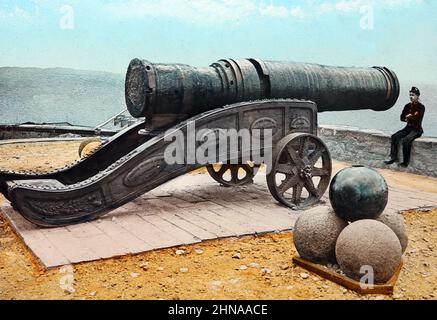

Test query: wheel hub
[300,165,312,179]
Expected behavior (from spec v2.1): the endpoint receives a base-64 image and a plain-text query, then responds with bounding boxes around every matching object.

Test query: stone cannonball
[294,206,348,264]
[329,165,388,222]
[336,220,402,283]
[376,211,408,253]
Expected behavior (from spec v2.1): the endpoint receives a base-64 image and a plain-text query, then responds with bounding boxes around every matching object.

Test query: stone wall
[318,125,437,178]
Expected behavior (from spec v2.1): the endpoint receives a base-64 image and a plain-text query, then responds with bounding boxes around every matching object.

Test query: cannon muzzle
[125,58,399,128]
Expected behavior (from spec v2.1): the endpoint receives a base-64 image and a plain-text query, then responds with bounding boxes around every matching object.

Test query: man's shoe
[384,159,397,165]
[399,162,409,168]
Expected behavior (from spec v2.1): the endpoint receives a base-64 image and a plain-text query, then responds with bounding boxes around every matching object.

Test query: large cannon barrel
[125,58,399,120]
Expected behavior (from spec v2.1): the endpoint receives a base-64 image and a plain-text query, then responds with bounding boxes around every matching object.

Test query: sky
[0,0,436,84]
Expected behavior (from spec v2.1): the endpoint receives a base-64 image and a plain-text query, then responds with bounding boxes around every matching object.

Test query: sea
[318,83,436,138]
[0,67,435,138]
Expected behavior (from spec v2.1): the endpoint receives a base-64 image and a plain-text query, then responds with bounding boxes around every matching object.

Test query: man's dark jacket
[400,102,425,133]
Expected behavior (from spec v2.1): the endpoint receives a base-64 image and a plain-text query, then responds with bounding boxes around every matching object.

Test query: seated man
[384,87,425,167]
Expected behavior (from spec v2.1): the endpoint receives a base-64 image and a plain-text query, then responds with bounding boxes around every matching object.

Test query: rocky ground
[0,140,436,300]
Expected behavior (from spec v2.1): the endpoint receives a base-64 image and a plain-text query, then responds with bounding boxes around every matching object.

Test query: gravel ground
[0,140,435,300]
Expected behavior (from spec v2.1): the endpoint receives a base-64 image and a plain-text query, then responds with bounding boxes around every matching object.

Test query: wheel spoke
[217,164,228,176]
[304,178,319,198]
[285,145,303,167]
[241,165,249,173]
[308,146,324,166]
[278,175,299,194]
[230,166,239,183]
[311,167,329,176]
[292,184,303,203]
[276,163,295,175]
[299,136,310,158]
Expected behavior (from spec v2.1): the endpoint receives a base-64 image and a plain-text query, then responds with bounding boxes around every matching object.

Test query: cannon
[125,58,399,129]
[0,58,399,227]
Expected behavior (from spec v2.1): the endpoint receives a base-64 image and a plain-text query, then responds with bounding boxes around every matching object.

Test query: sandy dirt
[0,140,436,300]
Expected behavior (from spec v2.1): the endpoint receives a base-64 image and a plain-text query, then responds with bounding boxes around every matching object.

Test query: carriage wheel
[207,162,260,187]
[267,133,332,209]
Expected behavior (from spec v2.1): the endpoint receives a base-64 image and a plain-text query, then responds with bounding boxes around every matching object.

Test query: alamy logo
[360,265,375,290]
[360,5,374,30]
[59,5,75,30]
[163,122,273,172]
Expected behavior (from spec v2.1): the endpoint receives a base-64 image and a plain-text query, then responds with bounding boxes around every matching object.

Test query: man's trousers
[390,126,422,164]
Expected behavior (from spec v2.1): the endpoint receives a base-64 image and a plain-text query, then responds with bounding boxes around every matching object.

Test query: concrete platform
[1,173,437,269]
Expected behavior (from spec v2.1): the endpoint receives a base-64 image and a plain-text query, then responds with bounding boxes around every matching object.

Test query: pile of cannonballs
[294,165,408,284]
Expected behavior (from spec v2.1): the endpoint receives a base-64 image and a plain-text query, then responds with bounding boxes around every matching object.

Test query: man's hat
[410,86,420,96]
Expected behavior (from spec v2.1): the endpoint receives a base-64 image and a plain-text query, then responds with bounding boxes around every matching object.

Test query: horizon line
[1,65,436,87]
